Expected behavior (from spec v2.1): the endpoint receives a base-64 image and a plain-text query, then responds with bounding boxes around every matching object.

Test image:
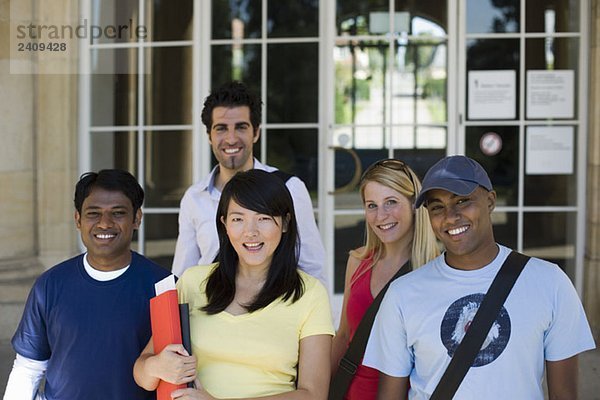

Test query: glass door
[328,0,588,314]
[329,1,452,310]
[458,0,587,293]
[80,0,323,270]
[82,0,195,267]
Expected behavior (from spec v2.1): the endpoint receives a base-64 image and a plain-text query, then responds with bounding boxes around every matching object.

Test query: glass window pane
[466,39,520,121]
[525,38,579,119]
[334,147,388,209]
[466,0,520,33]
[268,0,318,37]
[391,125,416,148]
[143,130,193,208]
[396,1,447,36]
[334,214,366,293]
[144,213,178,270]
[526,0,579,33]
[466,126,519,206]
[492,211,517,250]
[525,37,579,70]
[212,0,261,40]
[91,0,140,44]
[211,45,261,93]
[91,131,138,174]
[524,126,577,206]
[467,39,520,70]
[335,40,387,125]
[523,212,576,279]
[392,40,447,125]
[266,129,319,202]
[392,41,444,124]
[267,43,318,123]
[146,0,193,41]
[390,126,446,151]
[145,46,193,125]
[337,1,446,36]
[91,49,138,126]
[337,0,388,36]
[334,126,387,150]
[392,149,446,181]
[416,126,446,149]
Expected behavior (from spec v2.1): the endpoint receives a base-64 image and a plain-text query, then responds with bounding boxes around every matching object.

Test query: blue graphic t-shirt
[363,244,596,400]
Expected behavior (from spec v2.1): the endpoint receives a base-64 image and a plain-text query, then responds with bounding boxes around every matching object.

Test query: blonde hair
[350,159,440,269]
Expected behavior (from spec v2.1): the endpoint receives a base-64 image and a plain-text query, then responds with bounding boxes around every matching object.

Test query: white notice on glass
[526,70,574,119]
[468,70,516,120]
[526,126,574,175]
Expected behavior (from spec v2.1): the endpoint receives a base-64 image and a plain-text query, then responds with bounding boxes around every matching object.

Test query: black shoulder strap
[430,251,530,400]
[328,261,412,400]
[271,169,294,183]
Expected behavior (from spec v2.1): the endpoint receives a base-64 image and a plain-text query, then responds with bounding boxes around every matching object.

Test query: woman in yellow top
[134,169,334,399]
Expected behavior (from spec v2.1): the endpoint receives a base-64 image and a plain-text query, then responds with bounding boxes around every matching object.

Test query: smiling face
[209,106,259,174]
[75,187,141,271]
[221,199,285,273]
[363,181,414,247]
[425,186,498,270]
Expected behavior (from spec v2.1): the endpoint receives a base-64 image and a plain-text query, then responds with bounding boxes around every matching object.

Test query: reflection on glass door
[85,0,194,268]
[332,2,449,293]
[460,0,585,287]
[83,0,323,271]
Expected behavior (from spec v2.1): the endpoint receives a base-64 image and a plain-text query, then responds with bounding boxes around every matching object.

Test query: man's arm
[3,354,47,400]
[546,355,578,400]
[377,373,409,400]
[285,178,326,284]
[172,191,201,277]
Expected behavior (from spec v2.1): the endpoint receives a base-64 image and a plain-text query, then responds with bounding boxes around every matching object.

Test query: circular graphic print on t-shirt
[440,293,511,367]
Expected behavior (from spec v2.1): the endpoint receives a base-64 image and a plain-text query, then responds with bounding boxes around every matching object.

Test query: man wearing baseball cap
[363,155,595,399]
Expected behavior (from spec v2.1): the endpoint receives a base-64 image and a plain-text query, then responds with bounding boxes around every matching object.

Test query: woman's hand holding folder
[148,343,197,386]
[133,340,196,393]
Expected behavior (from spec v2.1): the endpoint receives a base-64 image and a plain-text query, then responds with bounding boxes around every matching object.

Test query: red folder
[150,289,186,399]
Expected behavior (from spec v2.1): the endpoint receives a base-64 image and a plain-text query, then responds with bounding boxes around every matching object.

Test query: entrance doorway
[79,0,587,304]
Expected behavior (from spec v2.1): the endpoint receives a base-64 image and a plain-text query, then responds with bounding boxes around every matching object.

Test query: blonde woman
[331,159,439,400]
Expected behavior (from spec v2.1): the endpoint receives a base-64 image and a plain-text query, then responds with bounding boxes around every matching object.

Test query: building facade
[1,0,599,337]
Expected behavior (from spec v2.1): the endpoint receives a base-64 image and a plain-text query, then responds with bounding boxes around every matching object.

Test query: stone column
[34,0,80,267]
[585,1,600,340]
[0,0,36,259]
[1,0,80,267]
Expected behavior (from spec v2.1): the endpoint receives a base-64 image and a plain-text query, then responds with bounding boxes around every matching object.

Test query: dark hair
[202,169,304,314]
[201,81,262,134]
[74,169,144,215]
